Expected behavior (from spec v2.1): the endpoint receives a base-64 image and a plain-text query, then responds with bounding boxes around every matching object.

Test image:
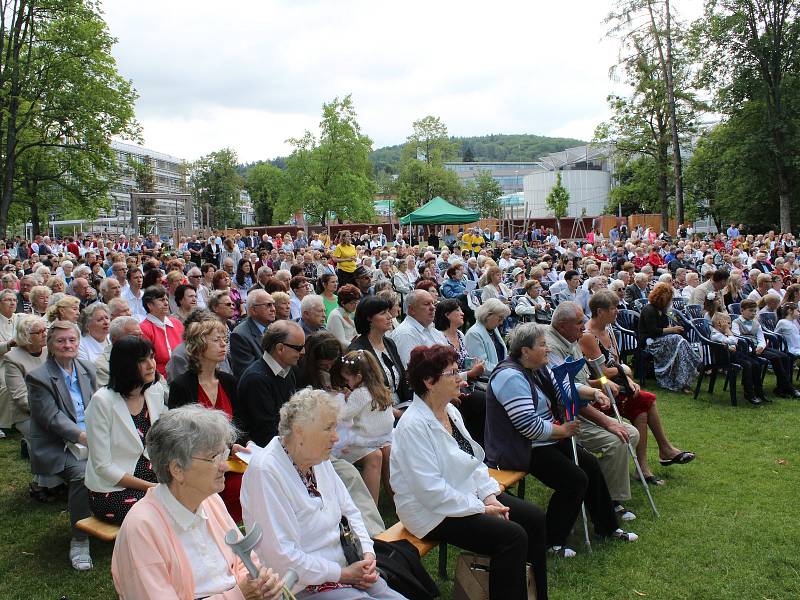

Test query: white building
[522,145,613,218]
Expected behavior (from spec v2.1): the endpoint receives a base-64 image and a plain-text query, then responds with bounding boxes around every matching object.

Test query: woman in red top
[166,318,245,521]
[138,286,184,378]
[647,247,666,270]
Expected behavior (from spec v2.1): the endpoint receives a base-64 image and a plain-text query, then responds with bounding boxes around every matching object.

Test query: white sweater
[775,319,800,355]
[241,437,374,592]
[335,386,393,451]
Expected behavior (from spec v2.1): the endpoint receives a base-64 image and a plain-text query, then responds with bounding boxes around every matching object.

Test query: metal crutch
[585,353,660,517]
[551,358,592,551]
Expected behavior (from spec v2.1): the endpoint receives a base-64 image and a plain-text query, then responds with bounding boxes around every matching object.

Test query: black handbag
[373,539,440,600]
[339,516,364,565]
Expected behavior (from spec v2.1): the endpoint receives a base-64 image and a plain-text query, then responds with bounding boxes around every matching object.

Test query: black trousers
[336,268,355,289]
[528,439,618,546]
[731,350,764,398]
[428,492,548,600]
[761,348,794,392]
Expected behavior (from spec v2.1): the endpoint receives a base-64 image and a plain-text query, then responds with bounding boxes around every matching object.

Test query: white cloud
[101,0,699,162]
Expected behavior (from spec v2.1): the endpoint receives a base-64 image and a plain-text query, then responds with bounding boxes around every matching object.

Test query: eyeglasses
[440,369,461,378]
[192,447,230,466]
[249,302,275,308]
[188,274,201,279]
[281,341,305,352]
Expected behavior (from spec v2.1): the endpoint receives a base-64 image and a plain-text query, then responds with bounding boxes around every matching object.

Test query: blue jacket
[441,277,467,299]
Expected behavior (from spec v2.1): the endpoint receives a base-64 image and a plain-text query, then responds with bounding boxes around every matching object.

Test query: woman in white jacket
[241,388,405,599]
[390,344,549,600]
[85,336,167,525]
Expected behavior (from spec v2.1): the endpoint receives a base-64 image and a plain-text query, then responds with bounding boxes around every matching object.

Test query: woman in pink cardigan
[111,405,283,600]
[139,286,184,378]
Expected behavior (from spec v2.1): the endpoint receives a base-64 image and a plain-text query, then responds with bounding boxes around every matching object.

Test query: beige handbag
[452,553,537,600]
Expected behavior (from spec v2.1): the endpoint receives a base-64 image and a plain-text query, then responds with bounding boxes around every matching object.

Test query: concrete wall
[523,170,610,218]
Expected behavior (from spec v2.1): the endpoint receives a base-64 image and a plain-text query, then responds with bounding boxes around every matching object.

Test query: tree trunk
[647,0,684,225]
[658,171,669,233]
[30,198,40,238]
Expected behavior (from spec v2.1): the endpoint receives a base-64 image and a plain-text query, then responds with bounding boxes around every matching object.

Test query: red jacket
[139,317,184,377]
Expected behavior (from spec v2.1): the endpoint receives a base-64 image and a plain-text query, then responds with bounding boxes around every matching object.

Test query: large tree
[246,162,286,225]
[189,149,243,230]
[693,0,800,233]
[0,0,139,237]
[277,95,376,225]
[395,116,462,217]
[463,170,502,218]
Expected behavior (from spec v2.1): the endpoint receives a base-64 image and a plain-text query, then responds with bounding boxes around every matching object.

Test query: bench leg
[517,477,526,499]
[438,541,448,579]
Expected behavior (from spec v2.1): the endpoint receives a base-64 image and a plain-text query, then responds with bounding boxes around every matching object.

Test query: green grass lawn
[2,375,799,599]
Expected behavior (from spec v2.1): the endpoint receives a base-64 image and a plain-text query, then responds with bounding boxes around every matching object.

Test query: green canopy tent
[399,196,479,226]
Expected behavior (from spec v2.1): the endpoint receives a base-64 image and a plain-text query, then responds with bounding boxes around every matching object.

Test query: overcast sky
[101,0,700,163]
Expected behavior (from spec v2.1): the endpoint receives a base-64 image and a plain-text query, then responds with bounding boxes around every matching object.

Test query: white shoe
[0,429,6,439]
[69,539,92,571]
[611,528,638,542]
[614,504,637,521]
[548,545,577,558]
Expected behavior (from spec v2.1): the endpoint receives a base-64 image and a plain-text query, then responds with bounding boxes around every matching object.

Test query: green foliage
[129,157,156,235]
[395,116,463,217]
[0,0,139,236]
[246,162,286,225]
[369,133,586,175]
[278,95,376,225]
[545,173,569,235]
[692,0,800,232]
[189,149,243,229]
[463,170,502,218]
[684,99,800,232]
[461,144,475,162]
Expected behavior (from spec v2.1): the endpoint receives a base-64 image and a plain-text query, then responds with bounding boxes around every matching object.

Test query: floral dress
[89,405,157,525]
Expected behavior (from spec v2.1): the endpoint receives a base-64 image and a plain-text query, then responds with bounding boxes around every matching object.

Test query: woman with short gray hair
[78,302,110,362]
[111,405,284,600]
[465,298,511,373]
[242,388,404,598]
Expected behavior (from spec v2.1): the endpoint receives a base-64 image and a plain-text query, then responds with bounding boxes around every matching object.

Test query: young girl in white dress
[333,349,394,504]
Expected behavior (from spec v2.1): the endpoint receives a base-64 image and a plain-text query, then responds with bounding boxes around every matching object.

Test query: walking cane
[585,353,660,517]
[551,358,592,551]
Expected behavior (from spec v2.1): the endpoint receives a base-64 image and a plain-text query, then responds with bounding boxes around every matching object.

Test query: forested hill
[369,133,586,173]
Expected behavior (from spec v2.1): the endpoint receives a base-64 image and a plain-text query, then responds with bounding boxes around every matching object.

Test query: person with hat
[352,265,373,297]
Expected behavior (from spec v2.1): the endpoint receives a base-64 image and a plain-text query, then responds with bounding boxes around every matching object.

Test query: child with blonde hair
[333,349,394,503]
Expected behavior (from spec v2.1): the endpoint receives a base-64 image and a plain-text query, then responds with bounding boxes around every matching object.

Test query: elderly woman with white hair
[111,405,284,600]
[30,285,51,317]
[464,298,511,373]
[78,302,111,362]
[242,388,405,599]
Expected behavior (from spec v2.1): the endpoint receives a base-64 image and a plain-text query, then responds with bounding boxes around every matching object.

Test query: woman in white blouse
[326,284,361,346]
[242,388,405,599]
[78,303,110,362]
[391,344,548,600]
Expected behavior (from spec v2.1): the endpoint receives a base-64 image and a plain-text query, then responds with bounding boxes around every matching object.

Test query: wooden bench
[76,516,120,542]
[487,468,527,498]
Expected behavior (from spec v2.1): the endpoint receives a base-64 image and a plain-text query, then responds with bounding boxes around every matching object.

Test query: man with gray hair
[547,301,640,520]
[107,297,131,320]
[94,316,142,387]
[389,289,447,367]
[99,277,122,304]
[185,266,205,308]
[237,320,304,447]
[297,294,326,336]
[624,273,648,305]
[230,290,275,379]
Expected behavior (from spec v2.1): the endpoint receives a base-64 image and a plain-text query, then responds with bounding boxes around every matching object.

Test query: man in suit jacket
[27,320,97,571]
[624,273,649,305]
[229,290,275,379]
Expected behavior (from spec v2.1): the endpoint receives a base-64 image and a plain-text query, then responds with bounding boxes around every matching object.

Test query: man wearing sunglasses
[230,290,276,379]
[236,320,304,447]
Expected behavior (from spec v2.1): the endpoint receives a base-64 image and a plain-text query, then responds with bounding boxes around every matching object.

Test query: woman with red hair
[391,344,549,600]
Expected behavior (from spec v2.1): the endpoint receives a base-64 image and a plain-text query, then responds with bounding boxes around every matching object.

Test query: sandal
[660,451,695,466]
[69,539,92,571]
[639,474,666,486]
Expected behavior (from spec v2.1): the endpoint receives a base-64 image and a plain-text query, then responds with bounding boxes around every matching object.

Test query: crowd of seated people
[2,223,800,597]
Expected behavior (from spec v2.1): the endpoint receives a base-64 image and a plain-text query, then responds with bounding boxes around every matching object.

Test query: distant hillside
[369,133,586,174]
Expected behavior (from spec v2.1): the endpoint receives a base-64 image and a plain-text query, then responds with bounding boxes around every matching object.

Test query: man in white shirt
[122,268,146,321]
[389,289,447,367]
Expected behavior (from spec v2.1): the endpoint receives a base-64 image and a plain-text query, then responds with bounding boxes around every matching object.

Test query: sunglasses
[281,341,305,352]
